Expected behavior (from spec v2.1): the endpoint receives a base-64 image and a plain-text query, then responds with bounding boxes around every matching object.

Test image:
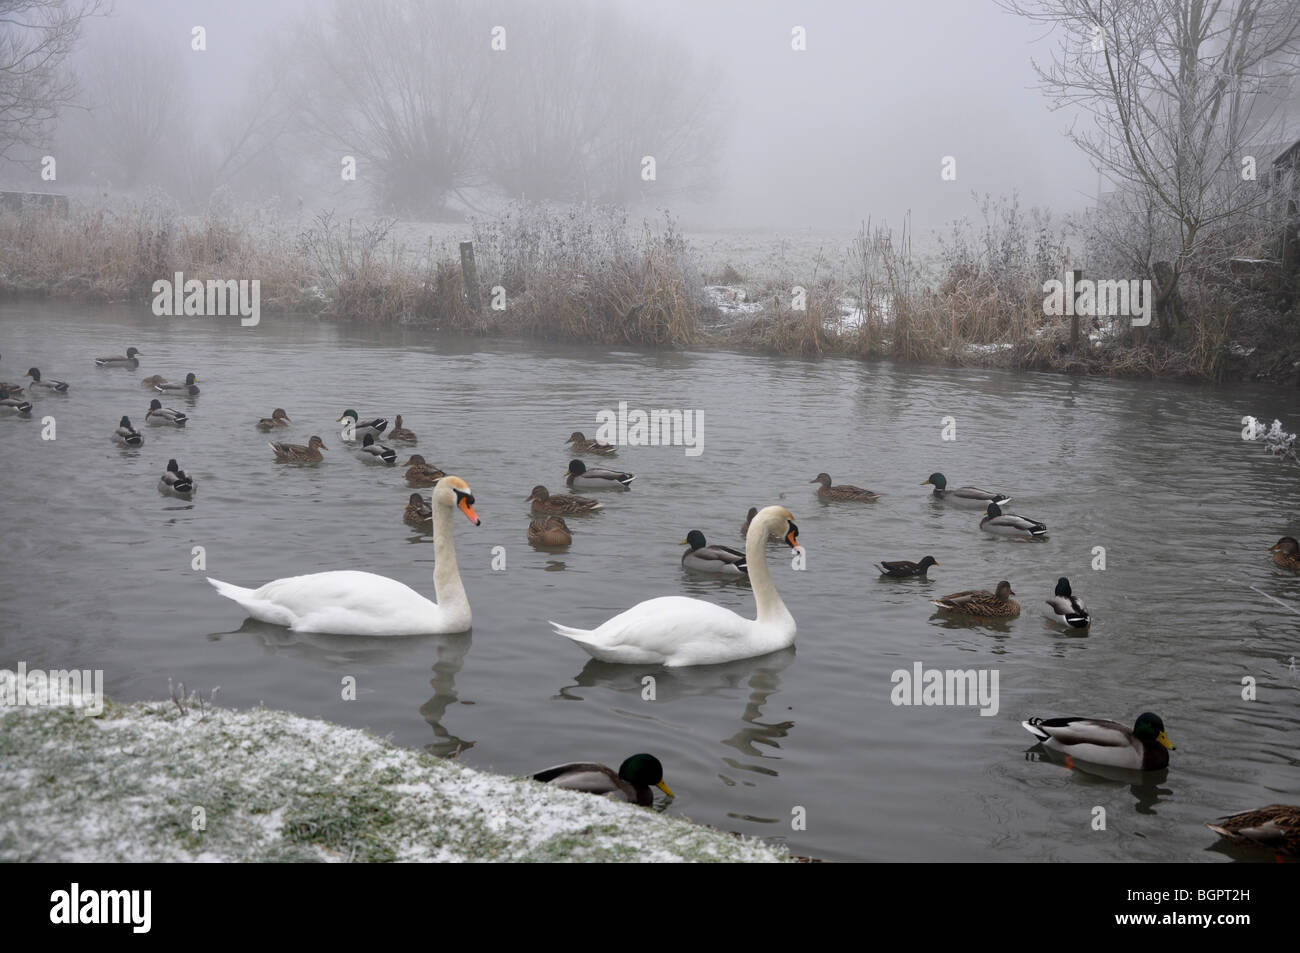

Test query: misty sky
[78,0,1100,232]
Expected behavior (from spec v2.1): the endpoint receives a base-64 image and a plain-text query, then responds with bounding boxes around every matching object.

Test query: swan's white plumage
[207,570,454,635]
[550,505,799,667]
[208,476,478,636]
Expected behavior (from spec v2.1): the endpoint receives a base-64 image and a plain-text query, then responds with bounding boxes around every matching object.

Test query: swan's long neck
[431,502,470,623]
[745,516,793,629]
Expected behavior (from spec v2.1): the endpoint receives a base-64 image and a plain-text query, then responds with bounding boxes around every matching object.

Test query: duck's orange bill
[656,780,675,797]
[459,497,480,524]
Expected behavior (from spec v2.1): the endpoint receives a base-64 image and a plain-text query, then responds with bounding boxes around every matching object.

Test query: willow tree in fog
[1003,0,1300,330]
[73,27,188,189]
[295,0,490,214]
[0,0,102,163]
[485,2,723,203]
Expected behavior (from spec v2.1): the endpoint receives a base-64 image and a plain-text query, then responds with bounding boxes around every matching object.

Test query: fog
[10,1,1114,232]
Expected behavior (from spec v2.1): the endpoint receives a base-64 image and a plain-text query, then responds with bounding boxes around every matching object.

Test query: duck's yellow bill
[656,780,675,797]
[920,480,931,485]
[1157,731,1175,750]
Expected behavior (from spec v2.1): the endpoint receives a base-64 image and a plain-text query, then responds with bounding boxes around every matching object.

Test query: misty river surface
[3,300,1299,863]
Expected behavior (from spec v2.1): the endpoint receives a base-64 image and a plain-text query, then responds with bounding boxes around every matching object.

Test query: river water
[2,300,1297,862]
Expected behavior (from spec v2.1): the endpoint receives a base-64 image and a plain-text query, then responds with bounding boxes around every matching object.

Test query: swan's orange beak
[785,528,799,548]
[459,497,480,525]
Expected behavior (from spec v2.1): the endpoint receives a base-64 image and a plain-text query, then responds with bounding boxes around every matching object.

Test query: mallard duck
[1045,576,1090,628]
[155,372,199,395]
[1271,536,1300,570]
[208,476,481,635]
[404,492,432,529]
[1206,805,1300,858]
[270,435,327,462]
[112,415,143,447]
[533,754,673,806]
[550,506,802,667]
[980,502,1046,538]
[388,414,417,442]
[526,485,602,515]
[0,358,23,395]
[565,458,634,489]
[145,398,187,427]
[810,472,881,501]
[681,530,747,575]
[140,375,168,389]
[359,433,396,465]
[740,506,758,536]
[25,368,69,392]
[921,472,1010,507]
[402,454,445,487]
[1022,713,1175,771]
[529,516,573,547]
[336,408,387,441]
[931,580,1019,616]
[565,431,616,455]
[95,347,141,367]
[0,387,32,416]
[256,408,291,430]
[878,556,938,578]
[158,458,195,497]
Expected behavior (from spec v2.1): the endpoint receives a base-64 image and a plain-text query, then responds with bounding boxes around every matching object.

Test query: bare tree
[294,0,491,215]
[78,25,186,187]
[484,2,725,204]
[1002,0,1300,332]
[0,0,103,163]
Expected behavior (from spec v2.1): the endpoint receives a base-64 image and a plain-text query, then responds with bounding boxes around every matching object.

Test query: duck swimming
[256,409,291,430]
[526,485,602,515]
[878,556,938,578]
[1045,576,1090,628]
[359,433,396,465]
[402,454,445,487]
[95,347,141,367]
[681,530,747,575]
[336,409,387,441]
[25,368,69,392]
[980,502,1046,539]
[565,459,634,490]
[528,516,573,547]
[270,435,327,462]
[810,472,881,502]
[565,431,616,455]
[1022,712,1174,772]
[0,387,32,415]
[921,472,1010,507]
[155,372,199,395]
[532,754,673,806]
[112,415,143,447]
[931,580,1019,617]
[146,398,188,427]
[158,458,195,497]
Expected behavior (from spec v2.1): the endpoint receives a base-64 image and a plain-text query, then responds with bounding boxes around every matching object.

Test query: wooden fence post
[459,241,481,312]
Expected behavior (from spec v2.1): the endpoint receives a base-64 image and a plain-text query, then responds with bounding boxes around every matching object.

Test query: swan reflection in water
[557,648,797,785]
[209,619,476,758]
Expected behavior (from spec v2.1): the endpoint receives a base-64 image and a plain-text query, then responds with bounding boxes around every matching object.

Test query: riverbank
[2,195,1294,385]
[0,698,790,862]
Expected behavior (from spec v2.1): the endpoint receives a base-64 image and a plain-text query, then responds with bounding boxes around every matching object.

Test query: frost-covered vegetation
[0,698,790,863]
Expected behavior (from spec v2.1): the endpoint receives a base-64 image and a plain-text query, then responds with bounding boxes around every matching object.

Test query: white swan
[208,476,480,635]
[550,505,801,666]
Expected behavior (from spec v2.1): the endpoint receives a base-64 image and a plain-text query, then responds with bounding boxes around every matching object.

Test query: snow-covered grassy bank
[0,699,790,863]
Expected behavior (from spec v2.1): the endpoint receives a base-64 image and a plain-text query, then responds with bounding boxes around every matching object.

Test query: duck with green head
[25,367,69,392]
[155,372,199,395]
[0,387,32,415]
[922,472,1010,507]
[681,530,747,575]
[1022,712,1175,771]
[336,409,387,441]
[146,398,188,426]
[95,347,141,367]
[532,754,674,807]
[980,502,1046,539]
